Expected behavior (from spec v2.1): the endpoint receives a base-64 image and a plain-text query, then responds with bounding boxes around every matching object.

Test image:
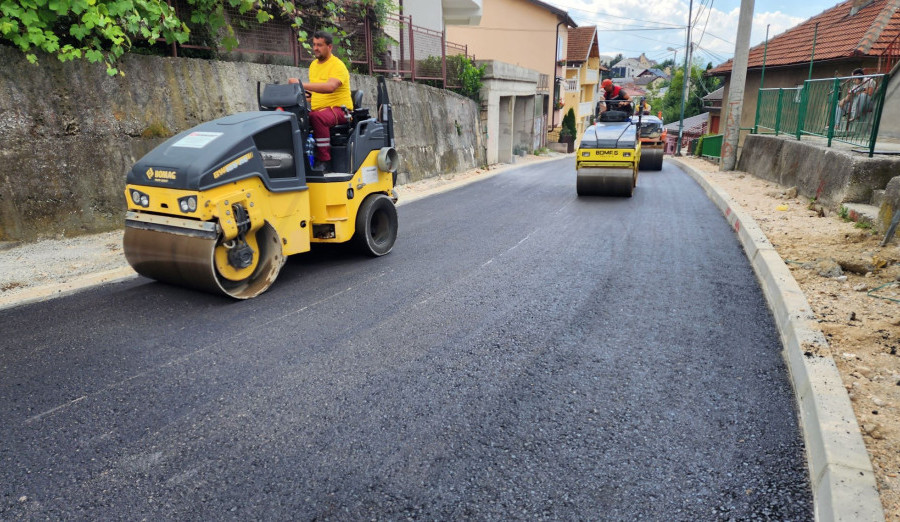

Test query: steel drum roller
[124,219,284,299]
[576,167,635,197]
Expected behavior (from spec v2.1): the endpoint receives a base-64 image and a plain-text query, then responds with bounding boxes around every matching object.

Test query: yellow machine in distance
[576,100,643,197]
[123,77,400,299]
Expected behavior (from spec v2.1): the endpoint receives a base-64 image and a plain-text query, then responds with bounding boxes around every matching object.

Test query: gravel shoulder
[2,152,897,517]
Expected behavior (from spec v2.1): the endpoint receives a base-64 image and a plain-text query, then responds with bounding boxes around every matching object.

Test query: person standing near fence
[303,31,353,170]
[836,68,876,125]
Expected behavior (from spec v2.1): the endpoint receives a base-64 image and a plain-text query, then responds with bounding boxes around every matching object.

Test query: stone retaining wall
[736,134,900,206]
[0,46,485,241]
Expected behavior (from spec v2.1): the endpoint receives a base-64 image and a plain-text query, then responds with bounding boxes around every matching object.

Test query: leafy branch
[0,0,390,75]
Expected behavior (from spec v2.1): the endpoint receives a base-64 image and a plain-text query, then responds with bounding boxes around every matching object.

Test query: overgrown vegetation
[416,54,483,102]
[0,0,393,75]
[454,57,484,102]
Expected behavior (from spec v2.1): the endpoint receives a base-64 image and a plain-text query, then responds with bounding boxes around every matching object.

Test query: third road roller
[123,77,400,299]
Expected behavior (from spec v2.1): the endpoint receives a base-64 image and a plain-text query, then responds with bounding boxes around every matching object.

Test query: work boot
[311,159,330,172]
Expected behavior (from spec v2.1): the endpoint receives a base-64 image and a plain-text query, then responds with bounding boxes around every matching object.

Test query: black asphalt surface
[0,158,812,520]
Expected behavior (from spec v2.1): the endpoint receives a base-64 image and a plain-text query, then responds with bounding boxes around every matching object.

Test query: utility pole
[674,0,693,156]
[721,0,755,170]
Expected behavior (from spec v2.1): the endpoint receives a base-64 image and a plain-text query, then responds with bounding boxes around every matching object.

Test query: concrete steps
[842,203,879,228]
[872,189,885,207]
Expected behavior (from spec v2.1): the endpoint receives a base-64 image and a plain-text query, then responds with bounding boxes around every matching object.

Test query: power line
[595,27,684,32]
[696,44,727,63]
[576,16,684,32]
[546,0,685,28]
[694,0,716,48]
[692,0,709,26]
[701,30,734,45]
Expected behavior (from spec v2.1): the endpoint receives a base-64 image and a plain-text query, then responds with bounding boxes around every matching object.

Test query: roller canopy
[126,112,307,193]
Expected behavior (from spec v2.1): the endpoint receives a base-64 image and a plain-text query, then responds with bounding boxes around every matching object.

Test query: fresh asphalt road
[0,158,812,520]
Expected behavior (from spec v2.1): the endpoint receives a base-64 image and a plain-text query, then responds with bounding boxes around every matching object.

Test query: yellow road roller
[576,100,642,197]
[123,77,400,299]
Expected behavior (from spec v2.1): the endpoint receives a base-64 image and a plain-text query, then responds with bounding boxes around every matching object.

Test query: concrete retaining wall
[0,45,485,241]
[736,134,900,206]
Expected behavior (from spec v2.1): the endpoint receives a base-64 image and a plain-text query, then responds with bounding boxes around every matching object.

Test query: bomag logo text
[146,167,177,181]
[594,150,620,156]
[213,152,254,179]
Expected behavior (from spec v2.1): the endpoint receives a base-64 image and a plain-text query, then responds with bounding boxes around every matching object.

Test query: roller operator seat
[329,90,366,144]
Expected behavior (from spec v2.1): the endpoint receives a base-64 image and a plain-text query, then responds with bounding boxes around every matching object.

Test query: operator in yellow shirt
[302,31,353,169]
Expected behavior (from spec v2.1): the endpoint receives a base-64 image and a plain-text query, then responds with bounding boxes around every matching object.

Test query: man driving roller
[302,31,353,170]
[599,78,631,113]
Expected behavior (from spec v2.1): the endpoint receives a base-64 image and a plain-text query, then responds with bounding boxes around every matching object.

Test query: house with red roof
[561,26,607,138]
[707,0,900,140]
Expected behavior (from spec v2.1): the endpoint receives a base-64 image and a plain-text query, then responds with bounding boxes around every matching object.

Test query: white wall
[402,0,445,32]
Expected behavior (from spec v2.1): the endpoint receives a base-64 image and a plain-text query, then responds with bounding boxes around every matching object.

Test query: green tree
[610,53,624,66]
[0,0,391,75]
[648,63,720,124]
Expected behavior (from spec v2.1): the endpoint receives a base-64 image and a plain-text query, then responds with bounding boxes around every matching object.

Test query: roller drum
[639,147,664,171]
[124,221,284,299]
[576,167,635,197]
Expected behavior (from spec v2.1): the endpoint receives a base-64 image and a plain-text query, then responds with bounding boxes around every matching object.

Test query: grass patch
[141,122,173,139]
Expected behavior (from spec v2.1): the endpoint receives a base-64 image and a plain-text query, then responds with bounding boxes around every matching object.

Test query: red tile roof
[567,26,599,63]
[709,0,900,74]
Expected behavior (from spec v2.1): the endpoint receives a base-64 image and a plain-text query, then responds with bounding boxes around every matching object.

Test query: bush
[561,108,577,139]
[454,58,485,102]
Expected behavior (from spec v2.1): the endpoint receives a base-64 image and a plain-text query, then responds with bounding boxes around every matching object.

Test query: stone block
[878,176,900,234]
[737,135,900,207]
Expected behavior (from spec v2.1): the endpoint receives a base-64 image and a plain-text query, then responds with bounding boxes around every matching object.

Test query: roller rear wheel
[354,194,398,256]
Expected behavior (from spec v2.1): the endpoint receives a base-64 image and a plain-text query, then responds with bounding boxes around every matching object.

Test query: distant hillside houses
[610,53,656,79]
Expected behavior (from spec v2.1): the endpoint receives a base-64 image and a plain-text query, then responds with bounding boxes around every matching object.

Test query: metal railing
[700,134,723,158]
[170,4,472,89]
[754,73,889,157]
[879,33,900,74]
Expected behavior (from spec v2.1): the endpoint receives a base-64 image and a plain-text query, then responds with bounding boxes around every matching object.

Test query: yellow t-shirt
[309,55,352,111]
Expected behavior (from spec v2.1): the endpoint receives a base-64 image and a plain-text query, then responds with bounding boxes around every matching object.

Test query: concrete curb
[670,157,884,522]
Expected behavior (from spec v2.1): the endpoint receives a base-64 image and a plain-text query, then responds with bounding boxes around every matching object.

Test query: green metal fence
[699,134,724,158]
[753,73,889,157]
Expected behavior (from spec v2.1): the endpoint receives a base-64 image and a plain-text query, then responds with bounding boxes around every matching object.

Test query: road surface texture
[0,158,813,519]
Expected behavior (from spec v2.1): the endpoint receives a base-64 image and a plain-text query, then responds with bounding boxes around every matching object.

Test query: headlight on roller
[178,195,197,213]
[130,189,150,208]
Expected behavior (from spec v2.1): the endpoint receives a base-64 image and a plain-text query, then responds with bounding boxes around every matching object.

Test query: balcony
[565,78,578,92]
[584,69,599,85]
[579,101,594,117]
[443,0,482,25]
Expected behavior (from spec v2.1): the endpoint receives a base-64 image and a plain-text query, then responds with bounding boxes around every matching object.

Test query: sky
[542,0,843,67]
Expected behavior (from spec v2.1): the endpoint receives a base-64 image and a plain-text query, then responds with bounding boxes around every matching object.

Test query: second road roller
[576,99,645,197]
[123,76,400,299]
